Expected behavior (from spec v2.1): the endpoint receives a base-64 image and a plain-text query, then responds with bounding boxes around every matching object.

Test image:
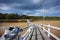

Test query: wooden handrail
[39,24,60,40]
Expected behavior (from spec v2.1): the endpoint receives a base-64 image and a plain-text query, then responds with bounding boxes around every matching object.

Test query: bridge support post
[48,25,51,37]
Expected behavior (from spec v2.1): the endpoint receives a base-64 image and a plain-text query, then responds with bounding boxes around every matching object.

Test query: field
[0,20,60,40]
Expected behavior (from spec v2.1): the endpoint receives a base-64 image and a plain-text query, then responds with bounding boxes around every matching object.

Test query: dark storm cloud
[16,4,43,10]
[0,0,60,10]
[44,0,60,9]
[0,0,24,3]
[0,0,60,16]
[0,0,44,10]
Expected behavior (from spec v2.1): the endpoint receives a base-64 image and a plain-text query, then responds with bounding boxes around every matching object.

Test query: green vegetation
[0,13,60,22]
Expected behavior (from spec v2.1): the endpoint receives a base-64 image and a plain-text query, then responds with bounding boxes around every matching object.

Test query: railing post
[48,25,51,37]
[42,24,45,31]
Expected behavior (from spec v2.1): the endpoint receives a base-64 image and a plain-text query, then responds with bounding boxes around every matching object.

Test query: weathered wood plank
[38,28,51,40]
[37,28,43,40]
[31,28,35,40]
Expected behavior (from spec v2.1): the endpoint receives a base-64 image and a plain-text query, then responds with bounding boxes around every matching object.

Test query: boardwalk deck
[26,24,51,40]
[38,28,51,40]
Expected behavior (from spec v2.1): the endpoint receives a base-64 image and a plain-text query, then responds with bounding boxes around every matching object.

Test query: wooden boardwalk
[0,20,60,40]
[26,25,51,40]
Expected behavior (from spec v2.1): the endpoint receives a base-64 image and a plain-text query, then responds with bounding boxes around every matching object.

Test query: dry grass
[33,20,60,27]
[0,22,28,27]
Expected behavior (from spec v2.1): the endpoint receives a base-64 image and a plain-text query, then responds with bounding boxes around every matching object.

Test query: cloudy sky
[0,0,60,16]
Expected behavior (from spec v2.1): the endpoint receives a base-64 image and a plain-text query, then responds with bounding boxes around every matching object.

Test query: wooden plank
[31,26,43,40]
[38,28,51,40]
[37,28,43,40]
[31,28,35,40]
[35,28,37,40]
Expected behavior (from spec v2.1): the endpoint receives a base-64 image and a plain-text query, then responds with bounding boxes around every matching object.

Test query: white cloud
[27,12,43,16]
[23,9,46,16]
[0,6,10,10]
[49,5,60,11]
[0,3,23,10]
[32,0,42,4]
[0,4,10,10]
[35,9,47,14]
[45,5,60,14]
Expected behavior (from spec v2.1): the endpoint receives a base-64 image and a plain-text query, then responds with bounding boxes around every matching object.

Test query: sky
[0,0,60,16]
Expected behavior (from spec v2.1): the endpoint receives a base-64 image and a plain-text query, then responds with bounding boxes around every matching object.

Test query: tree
[5,14,17,19]
[21,15,30,19]
[0,13,5,19]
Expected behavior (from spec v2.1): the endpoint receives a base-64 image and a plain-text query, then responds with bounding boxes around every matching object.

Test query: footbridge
[0,20,60,40]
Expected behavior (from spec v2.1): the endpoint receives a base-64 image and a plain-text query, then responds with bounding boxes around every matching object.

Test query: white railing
[20,26,33,40]
[27,20,60,40]
[38,24,60,40]
[27,19,33,27]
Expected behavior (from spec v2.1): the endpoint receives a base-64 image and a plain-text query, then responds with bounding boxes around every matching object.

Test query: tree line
[0,13,60,20]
